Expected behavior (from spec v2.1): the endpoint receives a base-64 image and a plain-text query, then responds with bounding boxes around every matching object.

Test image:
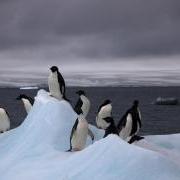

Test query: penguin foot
[72,148,81,151]
[66,149,72,152]
[66,148,82,152]
[128,135,144,144]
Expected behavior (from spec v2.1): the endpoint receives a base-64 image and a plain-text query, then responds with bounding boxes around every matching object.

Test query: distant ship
[154,97,179,105]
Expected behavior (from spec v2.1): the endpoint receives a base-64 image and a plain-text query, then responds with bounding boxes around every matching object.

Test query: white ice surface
[0,90,180,180]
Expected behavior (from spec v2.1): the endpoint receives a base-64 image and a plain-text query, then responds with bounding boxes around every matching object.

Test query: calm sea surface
[0,87,180,135]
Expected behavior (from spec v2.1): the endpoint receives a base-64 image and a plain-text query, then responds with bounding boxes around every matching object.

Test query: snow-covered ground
[0,90,180,180]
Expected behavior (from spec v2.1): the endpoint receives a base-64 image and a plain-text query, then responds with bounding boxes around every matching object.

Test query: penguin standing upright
[74,90,94,141]
[16,94,34,114]
[96,100,112,129]
[74,90,90,118]
[48,66,67,100]
[68,114,89,151]
[103,117,119,138]
[0,107,10,133]
[118,100,142,142]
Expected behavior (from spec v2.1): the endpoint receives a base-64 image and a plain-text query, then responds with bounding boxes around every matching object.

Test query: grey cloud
[0,0,180,57]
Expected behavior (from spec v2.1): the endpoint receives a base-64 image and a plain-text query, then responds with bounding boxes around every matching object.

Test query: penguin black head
[97,99,112,113]
[50,66,59,73]
[16,94,30,100]
[133,100,139,107]
[16,94,34,105]
[76,90,85,96]
[103,99,111,105]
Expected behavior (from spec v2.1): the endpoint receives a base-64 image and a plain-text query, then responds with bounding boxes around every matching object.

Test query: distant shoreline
[1,85,180,89]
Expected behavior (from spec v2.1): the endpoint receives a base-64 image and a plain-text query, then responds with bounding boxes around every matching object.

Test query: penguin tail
[128,135,144,144]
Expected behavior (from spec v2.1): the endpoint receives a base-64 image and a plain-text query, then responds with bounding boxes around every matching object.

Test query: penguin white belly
[48,72,62,100]
[96,104,112,129]
[0,108,10,132]
[98,104,112,119]
[71,119,88,151]
[22,98,32,114]
[81,95,90,118]
[119,113,132,141]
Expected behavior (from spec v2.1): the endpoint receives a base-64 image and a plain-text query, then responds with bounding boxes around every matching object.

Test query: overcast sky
[0,0,180,86]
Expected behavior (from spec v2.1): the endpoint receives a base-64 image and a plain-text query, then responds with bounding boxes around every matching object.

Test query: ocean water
[0,87,180,135]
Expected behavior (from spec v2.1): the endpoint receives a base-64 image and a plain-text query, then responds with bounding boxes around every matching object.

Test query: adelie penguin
[68,114,89,151]
[74,90,90,118]
[96,99,112,129]
[118,100,143,143]
[0,107,10,133]
[48,66,68,101]
[16,94,34,114]
[103,117,119,138]
[74,91,94,142]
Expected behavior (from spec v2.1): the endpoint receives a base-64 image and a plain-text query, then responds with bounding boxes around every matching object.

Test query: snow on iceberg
[0,89,180,180]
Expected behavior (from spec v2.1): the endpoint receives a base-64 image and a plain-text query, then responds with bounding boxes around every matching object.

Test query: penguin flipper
[57,71,69,102]
[117,111,129,129]
[57,72,65,93]
[88,128,94,142]
[29,97,35,105]
[69,118,79,150]
[103,128,110,138]
[74,98,83,114]
[103,117,113,123]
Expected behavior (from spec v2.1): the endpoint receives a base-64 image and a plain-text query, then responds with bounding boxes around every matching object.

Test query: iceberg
[154,97,179,105]
[0,90,180,180]
[20,86,39,90]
